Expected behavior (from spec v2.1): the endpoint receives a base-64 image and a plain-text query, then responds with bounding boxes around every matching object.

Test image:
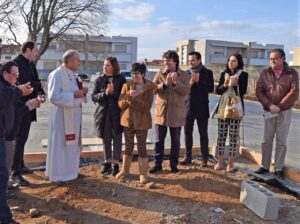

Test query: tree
[0,0,18,31]
[3,0,109,60]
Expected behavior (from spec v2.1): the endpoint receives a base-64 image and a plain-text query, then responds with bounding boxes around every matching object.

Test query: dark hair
[21,41,36,53]
[188,51,201,60]
[163,50,179,70]
[270,48,286,60]
[131,62,147,75]
[0,61,18,76]
[105,56,120,75]
[225,53,244,72]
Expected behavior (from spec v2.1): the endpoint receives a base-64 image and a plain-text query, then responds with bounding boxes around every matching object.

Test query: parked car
[120,71,131,81]
[78,73,89,80]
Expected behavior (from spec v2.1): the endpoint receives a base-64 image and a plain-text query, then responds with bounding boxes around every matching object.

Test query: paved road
[26,86,300,169]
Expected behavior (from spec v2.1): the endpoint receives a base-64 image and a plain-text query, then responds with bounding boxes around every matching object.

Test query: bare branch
[3,0,109,60]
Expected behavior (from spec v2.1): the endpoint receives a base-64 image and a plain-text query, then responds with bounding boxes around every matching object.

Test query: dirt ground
[9,158,300,224]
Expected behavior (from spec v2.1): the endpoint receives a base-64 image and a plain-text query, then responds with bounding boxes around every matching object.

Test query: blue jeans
[0,137,12,223]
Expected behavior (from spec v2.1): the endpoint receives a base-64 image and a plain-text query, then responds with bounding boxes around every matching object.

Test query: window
[182,45,188,65]
[43,61,57,70]
[119,63,127,70]
[114,45,127,53]
[88,42,106,53]
[250,49,258,58]
[213,46,224,55]
[227,48,240,56]
[266,50,271,59]
[5,56,11,60]
[63,41,84,52]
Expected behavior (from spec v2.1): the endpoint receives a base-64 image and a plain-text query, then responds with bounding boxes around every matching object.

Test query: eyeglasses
[269,57,281,61]
[131,72,141,76]
[9,72,19,78]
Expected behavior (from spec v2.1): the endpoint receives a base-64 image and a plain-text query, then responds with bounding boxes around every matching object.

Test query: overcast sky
[107,0,300,61]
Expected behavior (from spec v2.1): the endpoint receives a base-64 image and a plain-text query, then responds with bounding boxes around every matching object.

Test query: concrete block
[240,180,280,220]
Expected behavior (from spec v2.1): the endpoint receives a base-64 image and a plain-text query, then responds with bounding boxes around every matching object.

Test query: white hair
[62,49,80,64]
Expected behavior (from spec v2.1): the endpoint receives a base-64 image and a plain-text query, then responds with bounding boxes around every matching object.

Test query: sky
[106,0,300,61]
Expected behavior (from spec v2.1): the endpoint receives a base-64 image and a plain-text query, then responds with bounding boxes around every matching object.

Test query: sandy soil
[9,158,300,224]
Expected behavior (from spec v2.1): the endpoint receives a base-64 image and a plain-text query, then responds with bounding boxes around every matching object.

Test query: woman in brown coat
[117,63,156,183]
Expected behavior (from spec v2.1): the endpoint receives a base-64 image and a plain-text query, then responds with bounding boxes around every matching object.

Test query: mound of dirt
[9,158,300,224]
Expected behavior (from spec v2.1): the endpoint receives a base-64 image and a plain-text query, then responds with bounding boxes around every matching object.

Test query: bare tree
[5,0,109,60]
[0,0,19,42]
[0,0,15,21]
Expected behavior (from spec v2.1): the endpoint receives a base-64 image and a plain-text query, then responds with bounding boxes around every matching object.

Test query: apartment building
[0,34,137,77]
[38,34,137,77]
[177,39,284,66]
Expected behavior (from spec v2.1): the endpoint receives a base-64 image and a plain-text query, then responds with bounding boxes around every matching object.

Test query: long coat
[153,68,190,127]
[186,66,214,119]
[118,79,156,130]
[91,74,126,138]
[14,54,44,121]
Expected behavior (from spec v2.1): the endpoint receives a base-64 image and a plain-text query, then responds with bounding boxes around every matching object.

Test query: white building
[177,39,284,66]
[38,34,137,77]
[0,34,137,78]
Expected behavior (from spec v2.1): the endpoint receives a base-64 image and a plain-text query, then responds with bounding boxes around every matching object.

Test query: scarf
[217,69,243,119]
[61,66,76,146]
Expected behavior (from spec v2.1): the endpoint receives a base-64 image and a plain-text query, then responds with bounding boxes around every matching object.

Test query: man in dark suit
[180,51,214,166]
[10,41,45,186]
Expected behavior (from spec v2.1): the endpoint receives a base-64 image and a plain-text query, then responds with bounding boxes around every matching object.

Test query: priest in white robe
[46,50,88,182]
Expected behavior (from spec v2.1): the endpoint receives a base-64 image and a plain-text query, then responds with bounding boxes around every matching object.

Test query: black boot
[111,163,120,176]
[254,167,269,174]
[10,173,30,186]
[179,156,192,165]
[100,162,112,174]
[149,165,162,174]
[171,166,180,173]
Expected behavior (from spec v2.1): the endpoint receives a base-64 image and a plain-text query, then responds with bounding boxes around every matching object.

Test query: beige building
[177,39,284,66]
[291,47,300,66]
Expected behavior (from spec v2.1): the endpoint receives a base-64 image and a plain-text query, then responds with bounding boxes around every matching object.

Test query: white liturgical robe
[46,66,83,182]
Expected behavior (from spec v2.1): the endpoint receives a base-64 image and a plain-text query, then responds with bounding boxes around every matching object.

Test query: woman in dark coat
[91,56,126,175]
[214,53,248,172]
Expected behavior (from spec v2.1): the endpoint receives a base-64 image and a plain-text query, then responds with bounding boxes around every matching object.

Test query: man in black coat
[0,61,34,224]
[180,51,214,166]
[11,41,44,186]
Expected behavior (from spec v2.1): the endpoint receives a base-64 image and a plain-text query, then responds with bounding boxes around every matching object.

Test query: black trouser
[11,112,32,175]
[0,137,13,223]
[154,124,181,169]
[102,111,122,163]
[184,116,209,162]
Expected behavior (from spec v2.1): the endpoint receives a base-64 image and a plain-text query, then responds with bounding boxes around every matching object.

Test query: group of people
[45,47,299,185]
[0,38,299,223]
